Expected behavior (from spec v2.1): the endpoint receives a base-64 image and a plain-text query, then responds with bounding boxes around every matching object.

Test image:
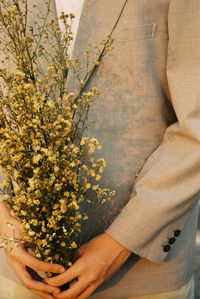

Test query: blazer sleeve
[105,0,200,264]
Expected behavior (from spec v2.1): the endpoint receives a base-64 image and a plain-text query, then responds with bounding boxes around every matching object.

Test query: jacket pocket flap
[113,23,157,44]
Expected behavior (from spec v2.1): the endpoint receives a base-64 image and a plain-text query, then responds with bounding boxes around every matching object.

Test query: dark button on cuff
[174,230,181,237]
[168,237,176,245]
[163,245,171,252]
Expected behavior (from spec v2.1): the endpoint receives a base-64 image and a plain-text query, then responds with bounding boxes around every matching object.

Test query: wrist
[0,201,11,216]
[103,232,132,254]
[0,203,15,231]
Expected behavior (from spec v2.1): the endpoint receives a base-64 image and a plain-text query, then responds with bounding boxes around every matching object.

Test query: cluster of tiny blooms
[0,0,114,270]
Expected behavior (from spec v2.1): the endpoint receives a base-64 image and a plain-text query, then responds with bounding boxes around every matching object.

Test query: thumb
[6,245,65,274]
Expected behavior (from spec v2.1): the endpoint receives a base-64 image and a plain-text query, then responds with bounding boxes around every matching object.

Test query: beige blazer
[0,0,200,298]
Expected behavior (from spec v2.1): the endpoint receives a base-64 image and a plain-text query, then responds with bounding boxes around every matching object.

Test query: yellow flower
[96,174,101,181]
[28,231,35,236]
[33,168,40,175]
[91,138,99,145]
[30,219,38,226]
[61,205,67,213]
[33,199,40,205]
[73,147,79,153]
[55,183,63,191]
[68,200,79,210]
[54,166,60,172]
[53,204,60,210]
[89,169,95,177]
[80,137,88,146]
[20,196,26,203]
[25,223,30,229]
[28,178,36,190]
[12,155,21,162]
[86,183,91,189]
[33,154,42,164]
[70,161,75,167]
[41,239,48,247]
[89,143,95,154]
[70,241,77,248]
[92,185,98,191]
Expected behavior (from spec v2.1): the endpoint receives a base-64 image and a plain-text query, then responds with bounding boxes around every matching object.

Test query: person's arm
[105,0,200,264]
[45,1,200,298]
[0,202,65,299]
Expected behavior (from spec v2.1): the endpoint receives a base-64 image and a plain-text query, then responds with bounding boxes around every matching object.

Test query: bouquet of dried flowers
[0,0,114,270]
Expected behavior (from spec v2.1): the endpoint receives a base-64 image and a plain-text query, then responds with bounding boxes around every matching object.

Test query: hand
[1,214,65,299]
[45,233,132,299]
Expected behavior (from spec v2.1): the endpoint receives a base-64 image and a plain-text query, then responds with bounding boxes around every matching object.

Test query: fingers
[76,281,101,299]
[53,277,88,298]
[54,280,102,299]
[45,262,81,287]
[7,246,65,274]
[12,261,60,294]
[31,289,56,299]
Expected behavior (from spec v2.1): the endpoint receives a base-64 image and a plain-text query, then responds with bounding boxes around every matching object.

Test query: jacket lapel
[29,0,128,90]
[67,0,128,91]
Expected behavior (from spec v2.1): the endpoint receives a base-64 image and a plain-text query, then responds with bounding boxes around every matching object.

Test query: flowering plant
[0,0,114,270]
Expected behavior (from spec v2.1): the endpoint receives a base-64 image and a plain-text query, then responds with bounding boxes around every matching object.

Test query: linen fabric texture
[0,275,195,299]
[0,0,199,298]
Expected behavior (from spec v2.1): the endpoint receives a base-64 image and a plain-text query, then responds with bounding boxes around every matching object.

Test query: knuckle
[57,278,65,286]
[48,280,58,287]
[47,277,62,287]
[32,261,43,271]
[23,280,35,290]
[87,272,99,284]
[76,260,86,272]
